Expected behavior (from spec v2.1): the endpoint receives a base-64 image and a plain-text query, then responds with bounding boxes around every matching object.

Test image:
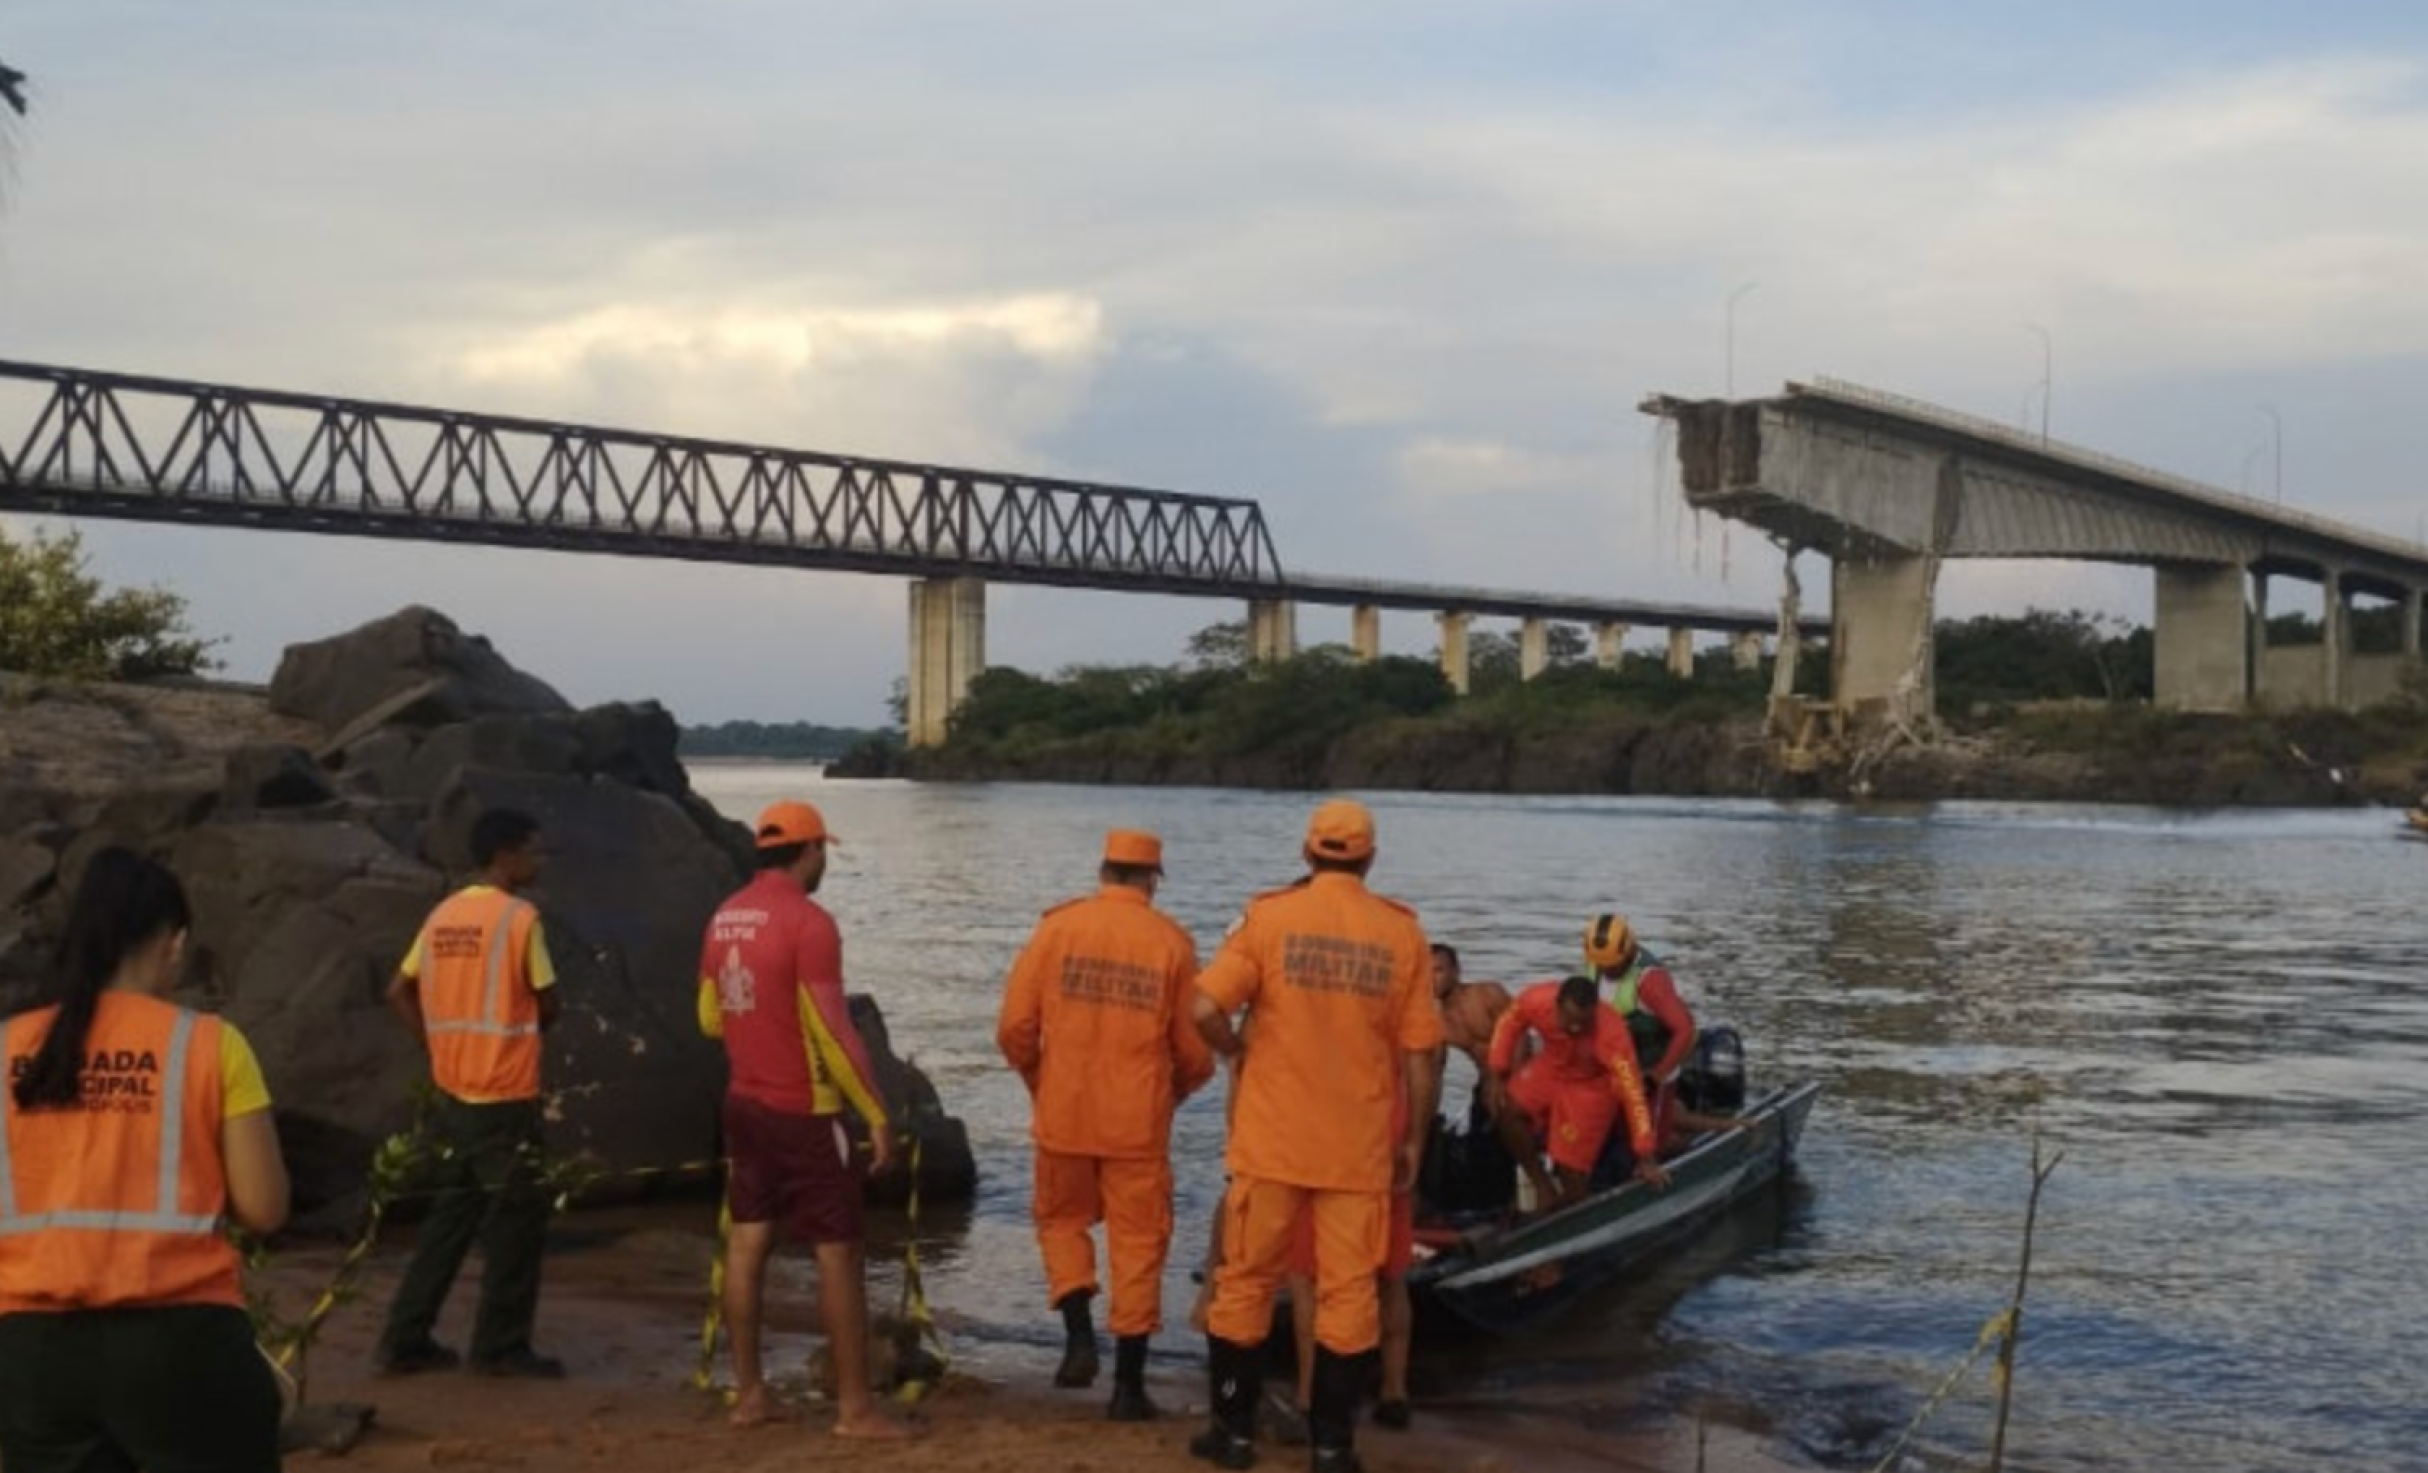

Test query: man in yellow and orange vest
[377,807,566,1379]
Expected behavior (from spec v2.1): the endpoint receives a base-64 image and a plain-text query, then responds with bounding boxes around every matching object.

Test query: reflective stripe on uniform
[155,1011,193,1219]
[481,900,524,1026]
[0,1008,220,1240]
[0,1096,17,1220]
[427,898,537,1038]
[0,1207,224,1237]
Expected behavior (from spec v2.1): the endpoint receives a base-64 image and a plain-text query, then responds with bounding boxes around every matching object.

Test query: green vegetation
[896,608,2427,803]
[0,524,218,681]
[678,719,897,762]
[929,619,1773,776]
[1935,607,2151,715]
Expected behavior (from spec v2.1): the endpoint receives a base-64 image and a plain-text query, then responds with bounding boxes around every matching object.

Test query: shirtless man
[1430,945,1512,1075]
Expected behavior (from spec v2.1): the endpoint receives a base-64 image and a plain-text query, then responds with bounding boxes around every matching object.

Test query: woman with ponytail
[0,847,291,1472]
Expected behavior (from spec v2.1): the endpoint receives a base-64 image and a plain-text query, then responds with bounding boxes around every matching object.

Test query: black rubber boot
[1054,1290,1100,1389]
[1188,1335,1260,1469]
[1307,1346,1374,1473]
[1106,1334,1158,1422]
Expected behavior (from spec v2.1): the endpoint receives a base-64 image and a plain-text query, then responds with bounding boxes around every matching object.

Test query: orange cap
[753,800,830,849]
[1303,798,1375,862]
[1102,828,1164,872]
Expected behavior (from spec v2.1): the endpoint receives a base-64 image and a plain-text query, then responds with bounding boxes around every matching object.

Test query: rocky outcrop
[269,605,570,734]
[0,609,976,1220]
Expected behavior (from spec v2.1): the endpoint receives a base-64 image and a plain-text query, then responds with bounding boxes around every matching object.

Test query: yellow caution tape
[892,1132,950,1405]
[1864,1307,2016,1473]
[691,1194,733,1395]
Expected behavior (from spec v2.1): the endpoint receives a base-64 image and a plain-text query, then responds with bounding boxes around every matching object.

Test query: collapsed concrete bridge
[1643,378,2428,722]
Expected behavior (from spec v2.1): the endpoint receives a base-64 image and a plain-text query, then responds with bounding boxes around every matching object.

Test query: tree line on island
[5,522,2417,801]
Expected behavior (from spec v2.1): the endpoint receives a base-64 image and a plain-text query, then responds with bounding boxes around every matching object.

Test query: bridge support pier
[906,576,986,748]
[2324,569,2347,710]
[1730,631,1764,672]
[1666,628,1696,678]
[2407,587,2424,661]
[2153,563,2250,712]
[2249,572,2271,700]
[1437,612,1473,695]
[1247,599,1298,664]
[1520,618,1551,681]
[1832,553,1935,723]
[1351,604,1382,663]
[1595,622,1628,670]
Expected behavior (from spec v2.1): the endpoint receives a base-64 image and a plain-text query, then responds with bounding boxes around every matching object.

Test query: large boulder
[169,820,444,1214]
[848,995,977,1208]
[269,606,570,735]
[2,611,975,1219]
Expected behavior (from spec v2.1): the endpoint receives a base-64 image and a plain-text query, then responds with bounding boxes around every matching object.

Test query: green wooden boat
[1405,1080,1821,1336]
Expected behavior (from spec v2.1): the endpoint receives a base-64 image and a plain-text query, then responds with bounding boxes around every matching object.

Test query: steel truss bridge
[0,360,1808,635]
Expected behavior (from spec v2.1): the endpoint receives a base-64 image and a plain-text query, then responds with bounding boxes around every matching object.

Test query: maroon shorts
[723,1095,863,1245]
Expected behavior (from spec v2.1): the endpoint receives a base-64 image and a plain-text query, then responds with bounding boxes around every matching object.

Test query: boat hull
[1405,1081,1820,1337]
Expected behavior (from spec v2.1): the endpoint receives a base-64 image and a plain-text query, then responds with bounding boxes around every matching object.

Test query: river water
[686,766,2428,1473]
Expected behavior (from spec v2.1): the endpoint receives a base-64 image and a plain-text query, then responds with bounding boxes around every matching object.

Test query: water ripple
[689,768,2428,1473]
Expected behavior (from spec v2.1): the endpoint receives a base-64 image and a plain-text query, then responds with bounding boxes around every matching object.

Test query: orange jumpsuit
[1198,874,1443,1356]
[997,884,1212,1337]
[1489,983,1657,1176]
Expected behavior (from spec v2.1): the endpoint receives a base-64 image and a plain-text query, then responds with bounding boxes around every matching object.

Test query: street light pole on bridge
[1725,281,1759,397]
[2258,404,2284,506]
[2024,322,2052,445]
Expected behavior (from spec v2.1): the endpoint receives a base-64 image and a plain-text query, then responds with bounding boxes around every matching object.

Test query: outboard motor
[1679,1025,1746,1115]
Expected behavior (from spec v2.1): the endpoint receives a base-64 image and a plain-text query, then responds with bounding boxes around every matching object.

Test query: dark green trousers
[378,1095,550,1365]
[0,1304,281,1473]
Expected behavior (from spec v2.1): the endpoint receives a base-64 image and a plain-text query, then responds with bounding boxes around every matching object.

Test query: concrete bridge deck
[1644,378,2428,717]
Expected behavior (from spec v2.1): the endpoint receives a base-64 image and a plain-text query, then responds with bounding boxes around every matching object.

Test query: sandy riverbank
[262,1213,1804,1473]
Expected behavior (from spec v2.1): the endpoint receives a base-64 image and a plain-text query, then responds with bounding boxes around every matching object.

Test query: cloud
[1394,437,1590,499]
[450,294,1106,385]
[7,6,2428,719]
[421,287,1111,466]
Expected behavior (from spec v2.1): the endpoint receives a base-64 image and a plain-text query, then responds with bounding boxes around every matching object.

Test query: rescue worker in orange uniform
[1190,799,1443,1473]
[378,807,566,1378]
[1485,976,1669,1211]
[0,848,292,1473]
[997,828,1213,1422]
[699,800,915,1441]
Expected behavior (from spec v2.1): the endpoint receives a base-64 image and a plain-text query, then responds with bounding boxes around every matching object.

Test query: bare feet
[727,1385,798,1429]
[833,1404,922,1441]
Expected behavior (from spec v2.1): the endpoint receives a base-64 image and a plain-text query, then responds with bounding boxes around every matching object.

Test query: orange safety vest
[0,993,242,1312]
[417,887,545,1102]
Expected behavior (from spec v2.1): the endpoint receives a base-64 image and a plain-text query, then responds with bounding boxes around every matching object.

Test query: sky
[5,1,2428,724]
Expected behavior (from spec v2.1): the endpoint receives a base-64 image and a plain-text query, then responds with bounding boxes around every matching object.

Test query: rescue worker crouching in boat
[1482,976,1669,1212]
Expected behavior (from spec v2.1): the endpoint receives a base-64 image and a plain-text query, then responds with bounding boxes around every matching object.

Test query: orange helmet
[1582,913,1638,973]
